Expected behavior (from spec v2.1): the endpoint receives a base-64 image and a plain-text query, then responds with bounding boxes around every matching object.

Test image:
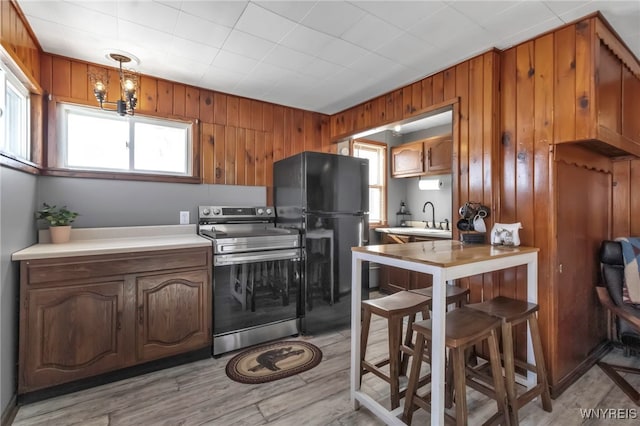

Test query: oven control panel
[198,206,275,220]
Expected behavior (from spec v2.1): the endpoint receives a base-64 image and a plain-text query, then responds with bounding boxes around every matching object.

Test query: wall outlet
[179,211,190,225]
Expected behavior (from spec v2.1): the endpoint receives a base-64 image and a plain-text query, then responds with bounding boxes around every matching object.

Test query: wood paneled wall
[0,0,40,85]
[330,51,502,310]
[500,17,615,391]
[612,158,640,237]
[38,53,332,201]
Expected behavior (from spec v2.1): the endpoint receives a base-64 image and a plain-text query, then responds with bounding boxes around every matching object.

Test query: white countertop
[12,225,212,261]
[375,226,452,239]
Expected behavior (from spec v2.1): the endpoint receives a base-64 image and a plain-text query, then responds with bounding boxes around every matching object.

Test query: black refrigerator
[274,151,369,334]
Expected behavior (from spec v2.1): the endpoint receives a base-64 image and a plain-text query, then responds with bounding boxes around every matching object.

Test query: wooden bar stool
[402,285,470,373]
[402,307,510,425]
[360,291,431,409]
[466,296,552,425]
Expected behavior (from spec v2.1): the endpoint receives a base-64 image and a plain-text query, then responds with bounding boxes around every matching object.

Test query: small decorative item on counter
[490,222,522,246]
[35,203,79,244]
[399,201,407,214]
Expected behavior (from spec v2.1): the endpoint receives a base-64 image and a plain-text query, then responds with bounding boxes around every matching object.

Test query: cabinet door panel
[136,270,211,361]
[379,265,410,294]
[391,141,424,177]
[22,282,125,392]
[426,136,452,174]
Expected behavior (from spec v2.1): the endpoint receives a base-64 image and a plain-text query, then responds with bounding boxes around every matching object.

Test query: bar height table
[351,240,539,425]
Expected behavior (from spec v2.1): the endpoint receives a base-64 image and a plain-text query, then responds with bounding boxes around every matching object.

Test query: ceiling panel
[14,0,640,114]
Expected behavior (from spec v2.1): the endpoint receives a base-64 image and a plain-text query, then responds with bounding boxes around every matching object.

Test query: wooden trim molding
[553,143,613,174]
[41,168,201,184]
[595,16,640,78]
[0,394,18,426]
[0,153,40,175]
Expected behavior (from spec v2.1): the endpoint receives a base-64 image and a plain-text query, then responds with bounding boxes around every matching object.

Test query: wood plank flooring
[12,313,640,426]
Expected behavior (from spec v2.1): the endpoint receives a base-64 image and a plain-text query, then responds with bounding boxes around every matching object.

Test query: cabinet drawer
[25,248,211,285]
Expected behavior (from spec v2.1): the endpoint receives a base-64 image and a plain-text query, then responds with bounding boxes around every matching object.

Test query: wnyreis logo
[579,408,638,420]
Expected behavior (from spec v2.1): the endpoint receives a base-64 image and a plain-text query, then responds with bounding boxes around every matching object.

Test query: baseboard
[550,341,612,399]
[1,394,18,426]
[18,347,211,404]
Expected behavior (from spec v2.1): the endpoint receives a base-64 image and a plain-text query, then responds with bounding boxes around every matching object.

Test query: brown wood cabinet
[391,135,452,178]
[18,247,212,394]
[22,281,126,391]
[136,270,210,362]
[391,141,424,177]
[377,233,440,293]
[424,135,452,174]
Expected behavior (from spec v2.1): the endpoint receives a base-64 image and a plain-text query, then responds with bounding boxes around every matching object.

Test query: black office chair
[597,240,640,405]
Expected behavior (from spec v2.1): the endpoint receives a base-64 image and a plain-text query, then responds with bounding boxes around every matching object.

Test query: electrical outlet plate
[179,211,189,225]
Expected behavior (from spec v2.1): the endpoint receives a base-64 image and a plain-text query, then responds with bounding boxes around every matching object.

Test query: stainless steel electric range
[197,206,301,356]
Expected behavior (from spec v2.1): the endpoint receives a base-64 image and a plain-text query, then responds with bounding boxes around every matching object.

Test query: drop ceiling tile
[251,61,296,84]
[201,65,245,91]
[21,1,117,38]
[261,45,315,72]
[67,1,118,16]
[279,24,334,55]
[212,50,258,74]
[375,32,439,69]
[168,38,219,65]
[352,0,447,29]
[255,1,317,22]
[497,16,564,50]
[408,6,477,47]
[302,1,367,37]
[235,2,297,43]
[483,1,558,39]
[117,21,175,52]
[299,57,346,80]
[174,12,232,48]
[346,53,403,80]
[222,30,276,61]
[542,0,594,16]
[341,13,404,52]
[315,38,369,67]
[179,1,248,27]
[448,1,521,25]
[117,1,180,33]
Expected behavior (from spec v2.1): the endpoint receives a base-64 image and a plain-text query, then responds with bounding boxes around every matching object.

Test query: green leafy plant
[35,203,79,227]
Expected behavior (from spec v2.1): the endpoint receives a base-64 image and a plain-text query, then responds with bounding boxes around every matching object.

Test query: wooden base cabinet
[136,270,210,362]
[377,233,439,293]
[22,281,126,391]
[18,247,212,394]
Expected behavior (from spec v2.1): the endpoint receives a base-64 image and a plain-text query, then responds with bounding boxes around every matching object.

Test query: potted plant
[35,203,79,244]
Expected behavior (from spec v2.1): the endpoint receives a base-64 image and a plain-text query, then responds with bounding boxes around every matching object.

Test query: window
[0,65,31,161]
[352,140,387,225]
[58,103,192,176]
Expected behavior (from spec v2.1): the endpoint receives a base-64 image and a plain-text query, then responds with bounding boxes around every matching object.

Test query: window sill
[41,168,201,184]
[0,153,40,175]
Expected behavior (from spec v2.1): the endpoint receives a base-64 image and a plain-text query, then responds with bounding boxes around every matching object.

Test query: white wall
[1,167,38,417]
[1,171,266,416]
[36,177,266,229]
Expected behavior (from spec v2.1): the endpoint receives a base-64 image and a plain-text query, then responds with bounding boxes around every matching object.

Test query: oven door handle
[214,249,300,266]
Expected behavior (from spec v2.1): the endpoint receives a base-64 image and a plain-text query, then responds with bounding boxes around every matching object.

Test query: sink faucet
[422,201,435,229]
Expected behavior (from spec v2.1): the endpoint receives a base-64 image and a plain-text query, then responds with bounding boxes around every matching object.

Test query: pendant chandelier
[89,52,139,116]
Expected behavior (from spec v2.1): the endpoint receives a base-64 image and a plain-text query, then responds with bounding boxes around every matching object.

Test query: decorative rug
[225,340,322,384]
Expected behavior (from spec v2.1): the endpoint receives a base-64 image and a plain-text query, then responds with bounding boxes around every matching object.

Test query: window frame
[51,102,200,183]
[351,139,387,227]
[0,64,31,165]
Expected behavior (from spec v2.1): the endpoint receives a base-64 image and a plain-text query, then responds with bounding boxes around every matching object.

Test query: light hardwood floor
[12,313,640,426]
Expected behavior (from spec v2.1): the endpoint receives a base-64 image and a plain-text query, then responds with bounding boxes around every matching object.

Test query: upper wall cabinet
[424,135,452,174]
[391,135,452,178]
[595,23,640,155]
[391,141,424,177]
[558,17,640,157]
